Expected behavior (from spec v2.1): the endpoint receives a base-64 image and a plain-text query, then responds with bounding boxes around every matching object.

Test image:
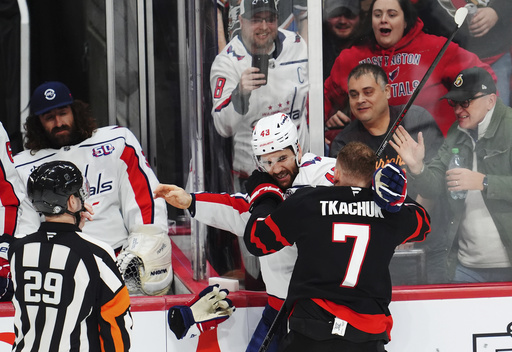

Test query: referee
[8,161,132,351]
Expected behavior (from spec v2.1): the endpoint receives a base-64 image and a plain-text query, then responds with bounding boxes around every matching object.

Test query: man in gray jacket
[390,67,512,283]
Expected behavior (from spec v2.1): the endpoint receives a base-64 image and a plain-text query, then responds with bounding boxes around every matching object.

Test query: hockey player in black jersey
[244,141,431,352]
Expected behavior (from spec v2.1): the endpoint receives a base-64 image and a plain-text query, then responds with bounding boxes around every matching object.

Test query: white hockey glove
[372,162,407,213]
[117,224,173,296]
[168,284,235,339]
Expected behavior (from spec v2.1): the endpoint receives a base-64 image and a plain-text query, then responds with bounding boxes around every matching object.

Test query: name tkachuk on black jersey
[244,186,430,339]
[9,222,132,351]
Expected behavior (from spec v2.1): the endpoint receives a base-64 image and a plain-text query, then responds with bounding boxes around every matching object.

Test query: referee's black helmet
[27,161,88,215]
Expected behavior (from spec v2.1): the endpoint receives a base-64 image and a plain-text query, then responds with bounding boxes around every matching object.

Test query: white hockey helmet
[252,113,300,170]
[252,113,299,156]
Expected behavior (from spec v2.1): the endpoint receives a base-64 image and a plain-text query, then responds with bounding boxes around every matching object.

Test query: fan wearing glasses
[389,66,512,284]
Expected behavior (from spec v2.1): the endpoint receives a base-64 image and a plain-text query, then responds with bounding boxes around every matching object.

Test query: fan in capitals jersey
[9,222,132,351]
[14,126,168,251]
[324,14,496,139]
[217,0,308,42]
[210,28,309,179]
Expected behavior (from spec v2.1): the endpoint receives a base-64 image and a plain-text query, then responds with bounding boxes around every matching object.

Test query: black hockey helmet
[27,161,89,215]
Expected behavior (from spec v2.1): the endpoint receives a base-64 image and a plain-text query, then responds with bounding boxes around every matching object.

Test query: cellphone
[252,54,269,85]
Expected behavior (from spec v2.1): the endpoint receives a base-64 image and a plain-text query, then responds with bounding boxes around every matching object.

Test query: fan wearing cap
[390,67,512,283]
[323,0,363,80]
[14,81,172,297]
[210,0,309,193]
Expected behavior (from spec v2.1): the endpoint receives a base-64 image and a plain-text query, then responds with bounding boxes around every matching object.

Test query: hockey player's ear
[333,165,341,186]
[297,144,303,163]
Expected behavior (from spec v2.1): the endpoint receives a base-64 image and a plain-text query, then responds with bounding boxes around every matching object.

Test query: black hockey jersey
[9,222,132,351]
[244,186,430,338]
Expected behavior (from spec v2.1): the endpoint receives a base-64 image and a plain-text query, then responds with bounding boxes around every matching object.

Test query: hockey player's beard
[47,124,81,149]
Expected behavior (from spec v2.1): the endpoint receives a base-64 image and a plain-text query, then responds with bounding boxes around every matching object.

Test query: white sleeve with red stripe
[0,123,22,237]
[193,192,250,237]
[117,128,168,237]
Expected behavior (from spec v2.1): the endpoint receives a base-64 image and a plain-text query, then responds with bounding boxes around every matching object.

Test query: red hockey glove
[0,234,14,301]
[372,162,407,213]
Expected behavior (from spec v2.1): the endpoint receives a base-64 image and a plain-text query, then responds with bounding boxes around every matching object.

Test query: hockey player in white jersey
[210,0,309,190]
[14,81,172,296]
[0,122,24,301]
[154,113,335,352]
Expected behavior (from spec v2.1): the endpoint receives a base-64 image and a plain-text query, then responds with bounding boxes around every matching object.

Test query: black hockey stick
[375,6,469,158]
[257,302,288,352]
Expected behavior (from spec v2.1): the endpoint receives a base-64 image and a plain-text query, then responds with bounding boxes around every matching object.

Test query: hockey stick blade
[375,7,468,158]
[257,302,288,352]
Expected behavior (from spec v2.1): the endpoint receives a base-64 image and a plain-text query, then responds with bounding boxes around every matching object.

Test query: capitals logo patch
[389,67,400,82]
[227,45,245,61]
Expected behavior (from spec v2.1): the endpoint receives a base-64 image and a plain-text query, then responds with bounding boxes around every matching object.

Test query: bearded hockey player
[15,81,172,296]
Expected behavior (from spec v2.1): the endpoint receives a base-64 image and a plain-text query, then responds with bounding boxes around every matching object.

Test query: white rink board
[388,296,512,351]
[0,296,511,351]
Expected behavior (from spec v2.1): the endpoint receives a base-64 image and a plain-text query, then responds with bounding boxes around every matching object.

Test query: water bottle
[465,3,477,36]
[448,148,467,199]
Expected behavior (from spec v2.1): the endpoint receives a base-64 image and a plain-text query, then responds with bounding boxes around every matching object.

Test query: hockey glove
[0,234,13,301]
[117,224,173,296]
[372,162,407,213]
[246,170,284,211]
[168,284,235,339]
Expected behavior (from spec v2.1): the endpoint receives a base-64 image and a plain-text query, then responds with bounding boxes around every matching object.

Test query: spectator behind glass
[15,81,172,297]
[329,63,448,284]
[210,0,309,192]
[415,0,512,106]
[217,0,308,52]
[324,0,497,146]
[391,67,512,283]
[323,0,363,80]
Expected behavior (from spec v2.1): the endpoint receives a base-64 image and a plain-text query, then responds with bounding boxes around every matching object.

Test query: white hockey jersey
[210,29,309,176]
[0,122,23,237]
[192,153,335,304]
[14,126,168,250]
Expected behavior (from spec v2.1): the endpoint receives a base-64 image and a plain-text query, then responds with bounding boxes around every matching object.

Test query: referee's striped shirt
[9,222,132,351]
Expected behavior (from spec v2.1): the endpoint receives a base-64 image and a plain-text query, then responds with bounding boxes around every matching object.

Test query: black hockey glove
[246,170,284,211]
[372,162,407,213]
